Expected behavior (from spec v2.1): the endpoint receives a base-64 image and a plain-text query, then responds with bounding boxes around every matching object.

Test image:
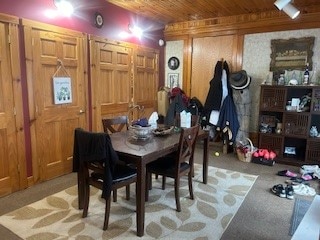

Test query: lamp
[274,0,300,19]
[53,0,74,16]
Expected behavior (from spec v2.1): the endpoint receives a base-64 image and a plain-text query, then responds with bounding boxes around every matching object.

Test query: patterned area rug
[0,165,257,240]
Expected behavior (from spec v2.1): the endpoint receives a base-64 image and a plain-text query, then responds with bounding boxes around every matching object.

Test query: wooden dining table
[110,128,209,237]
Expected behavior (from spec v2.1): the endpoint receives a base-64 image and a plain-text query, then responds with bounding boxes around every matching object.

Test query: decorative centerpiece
[129,118,152,140]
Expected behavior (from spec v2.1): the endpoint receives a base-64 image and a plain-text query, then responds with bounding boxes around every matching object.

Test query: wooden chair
[102,116,131,202]
[157,113,200,190]
[146,125,200,212]
[102,116,129,134]
[73,128,137,230]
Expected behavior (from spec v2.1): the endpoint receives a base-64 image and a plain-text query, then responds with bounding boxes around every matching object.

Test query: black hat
[230,70,251,90]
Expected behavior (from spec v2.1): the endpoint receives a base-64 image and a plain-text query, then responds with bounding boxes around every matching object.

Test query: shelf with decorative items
[258,85,320,166]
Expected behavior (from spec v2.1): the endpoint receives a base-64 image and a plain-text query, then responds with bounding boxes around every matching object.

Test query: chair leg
[162,176,166,190]
[103,197,112,230]
[82,182,90,218]
[113,189,117,202]
[126,185,130,200]
[145,172,151,201]
[188,172,194,200]
[174,178,181,212]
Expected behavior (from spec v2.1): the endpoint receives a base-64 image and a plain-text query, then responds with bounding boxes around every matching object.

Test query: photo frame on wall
[270,37,315,71]
[168,73,179,88]
[53,77,72,104]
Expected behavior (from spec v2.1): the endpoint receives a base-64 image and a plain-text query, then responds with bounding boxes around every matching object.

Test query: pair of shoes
[277,170,297,177]
[300,165,319,175]
[292,184,316,196]
[285,185,294,200]
[271,184,286,198]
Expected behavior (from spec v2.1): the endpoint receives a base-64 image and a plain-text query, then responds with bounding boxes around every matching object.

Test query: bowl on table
[129,125,152,140]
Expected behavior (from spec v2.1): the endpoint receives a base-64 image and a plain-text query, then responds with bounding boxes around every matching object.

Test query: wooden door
[90,36,159,132]
[191,35,241,104]
[23,20,88,182]
[0,15,26,197]
[133,47,159,121]
[90,37,133,131]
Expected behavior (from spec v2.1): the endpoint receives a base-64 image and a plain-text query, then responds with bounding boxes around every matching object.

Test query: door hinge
[8,34,11,44]
[13,107,17,116]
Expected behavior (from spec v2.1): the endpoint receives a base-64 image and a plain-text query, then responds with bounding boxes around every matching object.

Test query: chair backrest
[175,113,199,128]
[73,128,117,199]
[176,125,199,169]
[102,116,129,134]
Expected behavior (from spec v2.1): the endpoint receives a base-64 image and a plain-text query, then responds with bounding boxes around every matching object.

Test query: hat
[230,70,251,90]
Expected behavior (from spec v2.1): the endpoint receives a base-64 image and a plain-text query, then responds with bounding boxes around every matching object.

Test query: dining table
[110,128,209,237]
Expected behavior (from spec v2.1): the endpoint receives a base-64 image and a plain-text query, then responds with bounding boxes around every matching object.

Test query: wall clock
[168,57,180,70]
[94,12,104,28]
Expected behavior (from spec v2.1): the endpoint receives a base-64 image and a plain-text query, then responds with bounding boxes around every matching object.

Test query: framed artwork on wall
[168,73,179,88]
[270,37,315,71]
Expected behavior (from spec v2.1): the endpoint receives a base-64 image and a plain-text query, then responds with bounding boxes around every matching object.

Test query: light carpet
[0,164,257,240]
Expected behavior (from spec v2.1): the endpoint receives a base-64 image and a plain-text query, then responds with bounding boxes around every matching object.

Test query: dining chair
[102,116,132,202]
[73,128,137,230]
[145,124,200,212]
[157,113,200,190]
[102,116,129,134]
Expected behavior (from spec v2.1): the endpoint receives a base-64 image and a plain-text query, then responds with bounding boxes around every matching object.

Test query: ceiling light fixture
[274,0,300,19]
[53,0,74,17]
[128,24,143,39]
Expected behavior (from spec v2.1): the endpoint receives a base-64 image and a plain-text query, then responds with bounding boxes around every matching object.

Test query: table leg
[136,162,146,237]
[203,135,209,184]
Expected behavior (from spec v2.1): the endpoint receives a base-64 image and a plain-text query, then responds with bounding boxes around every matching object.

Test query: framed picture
[53,77,72,104]
[168,73,179,88]
[270,37,315,71]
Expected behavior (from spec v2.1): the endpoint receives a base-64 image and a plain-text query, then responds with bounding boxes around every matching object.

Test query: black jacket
[73,128,118,199]
[203,60,232,112]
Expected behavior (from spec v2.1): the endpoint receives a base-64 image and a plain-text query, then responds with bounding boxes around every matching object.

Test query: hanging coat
[216,95,240,144]
[203,60,232,126]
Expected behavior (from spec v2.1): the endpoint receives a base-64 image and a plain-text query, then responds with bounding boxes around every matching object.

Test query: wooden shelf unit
[258,85,320,166]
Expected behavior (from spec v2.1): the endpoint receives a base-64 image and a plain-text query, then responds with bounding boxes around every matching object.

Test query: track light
[274,0,300,19]
[274,0,291,10]
[283,3,300,19]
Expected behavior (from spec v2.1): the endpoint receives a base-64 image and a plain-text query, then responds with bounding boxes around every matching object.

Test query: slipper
[285,179,310,186]
[277,170,297,177]
[301,174,313,181]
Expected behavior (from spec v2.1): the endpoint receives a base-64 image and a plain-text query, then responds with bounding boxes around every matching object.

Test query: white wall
[243,28,320,132]
[165,40,184,88]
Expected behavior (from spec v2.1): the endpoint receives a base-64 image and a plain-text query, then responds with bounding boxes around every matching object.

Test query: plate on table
[152,126,174,136]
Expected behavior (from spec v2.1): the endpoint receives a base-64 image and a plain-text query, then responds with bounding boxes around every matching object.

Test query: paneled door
[133,47,159,121]
[191,35,242,104]
[0,16,26,197]
[23,20,88,182]
[90,36,159,132]
[90,37,133,131]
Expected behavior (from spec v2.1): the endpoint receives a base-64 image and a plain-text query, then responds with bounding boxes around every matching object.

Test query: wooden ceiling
[107,0,320,25]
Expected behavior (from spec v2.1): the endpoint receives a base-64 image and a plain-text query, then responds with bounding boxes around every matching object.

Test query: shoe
[300,165,319,175]
[292,184,316,196]
[313,169,320,179]
[301,174,313,181]
[271,184,286,198]
[285,185,294,200]
[277,170,297,177]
